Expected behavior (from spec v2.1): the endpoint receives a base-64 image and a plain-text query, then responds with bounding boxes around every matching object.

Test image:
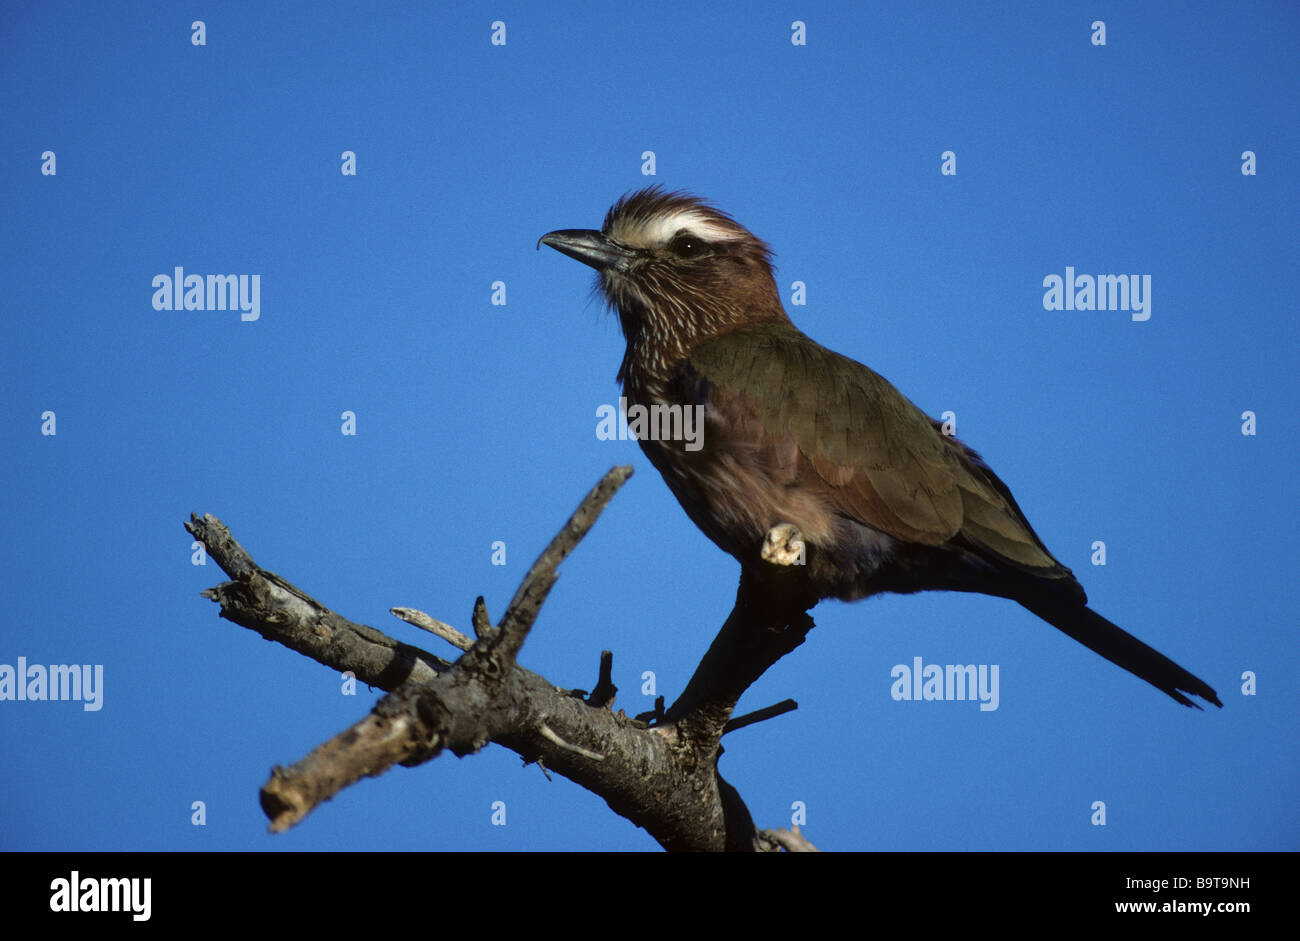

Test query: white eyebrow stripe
[614,209,742,248]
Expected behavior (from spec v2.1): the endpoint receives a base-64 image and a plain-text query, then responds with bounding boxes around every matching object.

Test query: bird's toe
[761,523,807,566]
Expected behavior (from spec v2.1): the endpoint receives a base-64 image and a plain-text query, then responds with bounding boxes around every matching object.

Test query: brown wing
[688,322,1068,575]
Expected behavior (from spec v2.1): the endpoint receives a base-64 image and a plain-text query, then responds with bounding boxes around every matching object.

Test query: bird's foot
[761,523,806,567]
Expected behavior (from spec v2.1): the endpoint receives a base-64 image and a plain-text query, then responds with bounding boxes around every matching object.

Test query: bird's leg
[662,570,815,730]
[760,522,806,567]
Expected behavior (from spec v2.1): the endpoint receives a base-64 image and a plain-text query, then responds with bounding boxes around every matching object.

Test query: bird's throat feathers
[611,278,789,398]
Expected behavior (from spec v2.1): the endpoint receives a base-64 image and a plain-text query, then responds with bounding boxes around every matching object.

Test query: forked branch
[187,465,819,850]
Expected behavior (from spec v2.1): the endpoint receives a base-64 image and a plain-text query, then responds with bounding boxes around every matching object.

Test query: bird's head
[540,187,788,381]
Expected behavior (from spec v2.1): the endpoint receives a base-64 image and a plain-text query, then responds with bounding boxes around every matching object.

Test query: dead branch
[187,465,818,851]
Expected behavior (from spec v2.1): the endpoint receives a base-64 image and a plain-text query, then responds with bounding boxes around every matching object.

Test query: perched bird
[539,186,1220,709]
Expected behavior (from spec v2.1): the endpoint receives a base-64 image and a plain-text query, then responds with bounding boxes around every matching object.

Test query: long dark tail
[1018,596,1222,709]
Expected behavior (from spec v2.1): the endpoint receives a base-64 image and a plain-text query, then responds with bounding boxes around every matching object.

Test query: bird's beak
[538,229,637,273]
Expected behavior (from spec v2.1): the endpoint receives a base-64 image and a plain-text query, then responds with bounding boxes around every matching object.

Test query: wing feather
[688,323,1065,572]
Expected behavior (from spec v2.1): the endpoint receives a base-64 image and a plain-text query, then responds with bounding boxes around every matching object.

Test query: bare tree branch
[490,463,632,664]
[584,650,618,709]
[758,826,820,852]
[188,465,820,850]
[390,606,473,651]
[724,698,798,735]
[471,596,493,640]
[186,513,449,687]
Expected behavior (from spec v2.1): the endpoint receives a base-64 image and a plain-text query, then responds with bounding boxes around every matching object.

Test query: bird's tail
[1017,595,1222,709]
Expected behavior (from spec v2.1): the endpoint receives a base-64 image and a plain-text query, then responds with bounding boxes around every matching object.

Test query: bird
[539,186,1221,709]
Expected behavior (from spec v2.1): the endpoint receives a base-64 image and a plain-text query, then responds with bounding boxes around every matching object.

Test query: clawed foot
[761,523,806,566]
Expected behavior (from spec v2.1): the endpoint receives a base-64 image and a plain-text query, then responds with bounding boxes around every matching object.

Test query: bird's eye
[668,233,707,258]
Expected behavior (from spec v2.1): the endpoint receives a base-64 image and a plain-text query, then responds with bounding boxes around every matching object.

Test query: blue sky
[2,1,1296,851]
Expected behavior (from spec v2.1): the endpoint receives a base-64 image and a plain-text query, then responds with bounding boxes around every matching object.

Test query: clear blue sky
[2,1,1295,851]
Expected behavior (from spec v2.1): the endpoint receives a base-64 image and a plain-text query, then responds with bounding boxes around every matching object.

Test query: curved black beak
[538,229,637,273]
